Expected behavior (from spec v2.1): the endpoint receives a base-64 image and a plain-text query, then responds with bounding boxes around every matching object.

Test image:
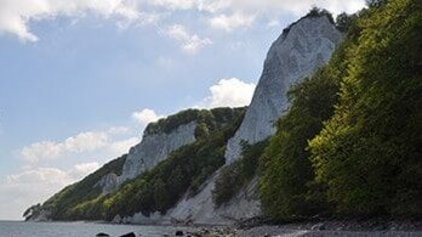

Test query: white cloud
[62,132,109,153]
[198,0,231,13]
[20,128,140,165]
[165,24,213,54]
[142,0,365,16]
[0,167,69,220]
[0,0,143,42]
[109,136,141,155]
[0,162,105,220]
[132,108,163,127]
[5,126,140,220]
[73,162,100,175]
[201,78,256,108]
[21,141,63,164]
[6,167,69,185]
[209,12,255,32]
[21,131,109,164]
[203,0,366,15]
[267,19,281,28]
[107,126,131,135]
[0,0,366,43]
[146,0,197,10]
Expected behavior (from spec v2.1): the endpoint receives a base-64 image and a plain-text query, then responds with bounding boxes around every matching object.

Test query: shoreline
[190,219,422,237]
[23,218,422,236]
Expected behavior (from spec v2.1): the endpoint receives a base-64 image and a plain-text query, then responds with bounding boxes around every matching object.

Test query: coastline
[23,218,422,236]
[190,219,422,237]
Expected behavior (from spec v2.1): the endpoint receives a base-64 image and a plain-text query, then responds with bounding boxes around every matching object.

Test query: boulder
[119,232,136,237]
[96,233,110,237]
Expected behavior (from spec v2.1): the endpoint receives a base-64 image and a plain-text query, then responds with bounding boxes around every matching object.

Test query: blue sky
[0,0,365,220]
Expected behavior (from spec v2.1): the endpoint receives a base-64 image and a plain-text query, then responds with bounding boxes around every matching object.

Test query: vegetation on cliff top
[144,107,246,136]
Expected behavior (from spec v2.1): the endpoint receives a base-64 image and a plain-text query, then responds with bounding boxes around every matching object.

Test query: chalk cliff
[119,121,197,182]
[225,15,342,164]
[152,14,343,225]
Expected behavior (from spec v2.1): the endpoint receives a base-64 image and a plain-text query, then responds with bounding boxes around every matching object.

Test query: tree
[310,0,422,216]
[336,13,353,32]
[366,0,388,7]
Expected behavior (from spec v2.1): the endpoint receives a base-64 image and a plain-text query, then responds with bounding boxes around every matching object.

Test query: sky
[0,0,366,220]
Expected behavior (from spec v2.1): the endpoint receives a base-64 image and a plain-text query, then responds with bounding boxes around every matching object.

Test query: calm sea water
[0,221,193,237]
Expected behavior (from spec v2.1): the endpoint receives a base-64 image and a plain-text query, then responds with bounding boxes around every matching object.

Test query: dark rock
[175,230,184,236]
[185,231,200,237]
[96,233,110,237]
[120,232,136,237]
[311,223,326,231]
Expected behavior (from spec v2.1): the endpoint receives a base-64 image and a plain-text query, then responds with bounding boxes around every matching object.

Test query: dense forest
[259,0,422,221]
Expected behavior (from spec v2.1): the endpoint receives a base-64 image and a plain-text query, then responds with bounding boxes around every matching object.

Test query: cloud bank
[0,0,365,52]
[0,0,142,42]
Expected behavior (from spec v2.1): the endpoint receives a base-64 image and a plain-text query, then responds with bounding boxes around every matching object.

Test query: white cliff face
[144,15,343,225]
[119,121,197,181]
[127,173,260,225]
[167,174,260,225]
[96,173,119,195]
[225,15,343,163]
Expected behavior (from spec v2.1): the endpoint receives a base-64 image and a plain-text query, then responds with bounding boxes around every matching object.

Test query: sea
[0,221,193,237]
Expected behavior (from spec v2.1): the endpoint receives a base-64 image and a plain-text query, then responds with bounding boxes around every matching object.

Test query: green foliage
[41,155,127,220]
[260,0,422,221]
[259,7,365,222]
[213,140,268,207]
[282,7,335,36]
[100,108,245,219]
[259,70,342,221]
[309,0,422,217]
[144,107,246,137]
[366,0,389,7]
[56,107,246,220]
[306,7,335,24]
[336,13,355,32]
